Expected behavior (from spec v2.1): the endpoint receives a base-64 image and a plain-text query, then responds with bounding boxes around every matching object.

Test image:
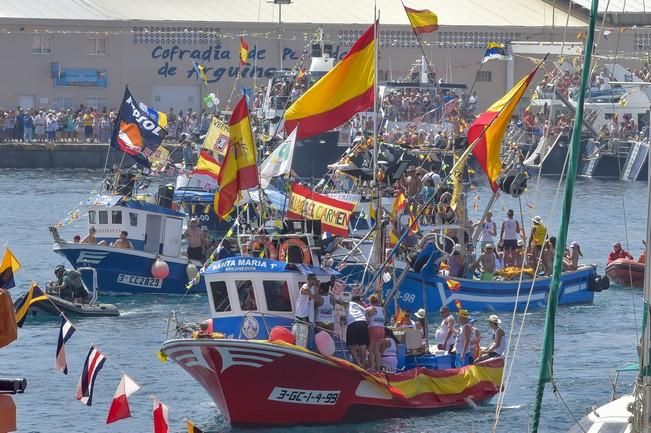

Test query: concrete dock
[0,142,182,168]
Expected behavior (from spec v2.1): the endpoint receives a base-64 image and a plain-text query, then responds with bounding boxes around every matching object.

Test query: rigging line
[492,204,548,432]
[549,375,589,433]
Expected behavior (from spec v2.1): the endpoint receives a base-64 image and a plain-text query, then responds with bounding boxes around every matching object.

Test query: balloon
[206,101,214,108]
[269,326,295,344]
[151,257,170,279]
[186,263,199,281]
[315,331,335,356]
[213,97,220,106]
[209,92,216,99]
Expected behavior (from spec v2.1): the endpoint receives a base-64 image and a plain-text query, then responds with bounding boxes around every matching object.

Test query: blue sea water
[0,168,647,433]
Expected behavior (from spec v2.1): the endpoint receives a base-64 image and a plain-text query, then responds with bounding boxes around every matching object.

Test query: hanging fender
[241,236,278,260]
[278,238,312,265]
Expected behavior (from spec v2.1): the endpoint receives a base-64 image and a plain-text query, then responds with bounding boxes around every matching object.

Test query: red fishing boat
[161,338,503,426]
[605,258,645,288]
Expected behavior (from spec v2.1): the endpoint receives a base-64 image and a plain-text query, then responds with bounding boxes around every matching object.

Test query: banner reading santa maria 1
[111,87,168,167]
[286,183,356,237]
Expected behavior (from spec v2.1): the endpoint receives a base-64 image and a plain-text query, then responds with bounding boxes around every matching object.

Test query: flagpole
[401,0,437,84]
[371,7,384,297]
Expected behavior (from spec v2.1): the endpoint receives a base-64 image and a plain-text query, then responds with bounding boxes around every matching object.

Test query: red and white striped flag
[153,399,169,433]
[106,374,140,424]
[55,315,75,375]
[75,345,107,406]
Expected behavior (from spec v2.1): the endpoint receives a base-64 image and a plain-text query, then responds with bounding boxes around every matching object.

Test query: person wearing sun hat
[454,309,473,367]
[528,216,548,268]
[414,308,427,341]
[475,314,507,363]
[563,241,583,271]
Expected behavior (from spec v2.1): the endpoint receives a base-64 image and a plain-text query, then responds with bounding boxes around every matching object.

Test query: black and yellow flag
[0,248,21,289]
[186,420,205,433]
[14,284,48,327]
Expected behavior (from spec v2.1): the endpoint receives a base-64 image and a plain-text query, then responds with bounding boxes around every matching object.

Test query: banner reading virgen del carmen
[287,184,356,237]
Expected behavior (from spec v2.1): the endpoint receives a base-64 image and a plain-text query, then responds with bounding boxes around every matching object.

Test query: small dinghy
[15,267,119,319]
[605,258,645,288]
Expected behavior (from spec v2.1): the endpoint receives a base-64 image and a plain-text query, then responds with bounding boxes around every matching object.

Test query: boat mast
[371,10,384,296]
[530,0,599,431]
[633,106,651,433]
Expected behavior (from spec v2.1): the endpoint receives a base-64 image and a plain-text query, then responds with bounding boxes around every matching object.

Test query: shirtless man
[563,241,582,271]
[183,218,205,261]
[111,230,134,249]
[473,244,496,280]
[400,166,423,202]
[80,226,97,244]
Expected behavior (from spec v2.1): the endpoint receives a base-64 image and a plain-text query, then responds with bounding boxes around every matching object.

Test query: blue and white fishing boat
[51,192,201,295]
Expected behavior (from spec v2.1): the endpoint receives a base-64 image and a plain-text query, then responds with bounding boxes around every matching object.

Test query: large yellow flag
[467,65,541,191]
[284,22,375,140]
[229,96,258,190]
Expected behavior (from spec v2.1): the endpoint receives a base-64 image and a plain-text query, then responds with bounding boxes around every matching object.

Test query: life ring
[242,236,277,259]
[278,238,312,264]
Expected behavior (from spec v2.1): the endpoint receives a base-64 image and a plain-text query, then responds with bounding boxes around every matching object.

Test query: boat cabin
[86,194,185,257]
[204,257,338,339]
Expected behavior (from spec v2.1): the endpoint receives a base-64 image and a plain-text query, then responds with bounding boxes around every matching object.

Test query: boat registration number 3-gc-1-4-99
[268,387,340,405]
[117,274,163,288]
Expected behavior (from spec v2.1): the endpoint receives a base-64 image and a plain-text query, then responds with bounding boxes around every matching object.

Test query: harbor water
[0,168,648,433]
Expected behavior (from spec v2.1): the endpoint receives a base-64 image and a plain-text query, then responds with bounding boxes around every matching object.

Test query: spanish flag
[391,192,407,218]
[240,37,249,66]
[0,248,21,289]
[446,278,461,292]
[213,97,258,219]
[229,96,258,190]
[14,284,48,328]
[466,65,540,191]
[193,150,221,180]
[284,22,375,140]
[404,6,439,35]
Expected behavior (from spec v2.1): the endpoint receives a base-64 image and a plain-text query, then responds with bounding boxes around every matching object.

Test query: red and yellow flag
[466,65,540,191]
[446,278,461,292]
[408,210,420,236]
[404,6,439,35]
[284,22,375,139]
[229,96,258,190]
[213,97,258,219]
[391,192,407,217]
[194,150,221,180]
[239,38,249,66]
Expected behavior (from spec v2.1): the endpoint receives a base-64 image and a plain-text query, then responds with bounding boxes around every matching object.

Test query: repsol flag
[286,183,355,237]
[111,87,168,167]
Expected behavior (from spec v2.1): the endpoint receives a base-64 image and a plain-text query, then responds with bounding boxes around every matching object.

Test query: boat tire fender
[278,239,311,265]
[243,236,278,260]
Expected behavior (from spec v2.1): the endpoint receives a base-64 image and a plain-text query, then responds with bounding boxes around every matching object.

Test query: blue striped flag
[55,315,76,375]
[76,345,107,406]
[482,42,512,63]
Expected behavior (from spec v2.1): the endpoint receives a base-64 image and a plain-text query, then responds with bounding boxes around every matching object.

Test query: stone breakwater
[0,142,182,168]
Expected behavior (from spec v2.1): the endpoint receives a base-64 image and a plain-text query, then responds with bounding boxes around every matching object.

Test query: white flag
[259,127,297,188]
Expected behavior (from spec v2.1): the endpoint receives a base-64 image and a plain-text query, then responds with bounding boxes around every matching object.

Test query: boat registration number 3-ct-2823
[117,274,163,288]
[268,387,340,405]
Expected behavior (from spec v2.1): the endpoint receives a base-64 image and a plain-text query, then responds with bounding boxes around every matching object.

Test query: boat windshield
[567,417,630,433]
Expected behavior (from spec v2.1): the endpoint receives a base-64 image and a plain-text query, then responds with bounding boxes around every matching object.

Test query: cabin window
[111,210,122,225]
[350,211,370,231]
[210,281,231,312]
[476,71,492,82]
[236,280,257,311]
[98,210,108,224]
[129,212,138,227]
[88,211,96,224]
[263,281,292,312]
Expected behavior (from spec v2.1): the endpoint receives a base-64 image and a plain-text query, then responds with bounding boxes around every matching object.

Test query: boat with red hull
[605,258,644,287]
[161,338,503,426]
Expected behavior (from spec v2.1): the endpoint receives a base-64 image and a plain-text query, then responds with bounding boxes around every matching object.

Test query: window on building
[86,97,108,111]
[111,211,122,225]
[32,36,52,54]
[263,281,292,312]
[90,36,108,55]
[236,280,257,311]
[88,211,96,224]
[52,97,74,111]
[476,71,492,82]
[210,281,231,313]
[98,210,108,224]
[129,212,138,227]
